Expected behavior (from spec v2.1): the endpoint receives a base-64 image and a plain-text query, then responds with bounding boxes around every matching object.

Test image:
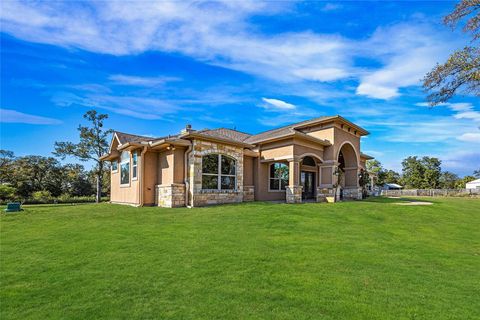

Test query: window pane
[281,179,288,190]
[132,151,138,165]
[112,161,118,171]
[271,163,288,179]
[221,156,236,175]
[121,162,130,184]
[270,178,279,190]
[202,154,218,174]
[221,176,235,190]
[202,175,218,189]
[132,165,137,179]
[121,151,129,162]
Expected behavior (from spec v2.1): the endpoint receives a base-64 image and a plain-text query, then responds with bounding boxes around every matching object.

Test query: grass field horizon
[1,197,479,319]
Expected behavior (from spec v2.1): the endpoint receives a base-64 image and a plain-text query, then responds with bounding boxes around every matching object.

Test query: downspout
[184,142,193,208]
[138,146,148,207]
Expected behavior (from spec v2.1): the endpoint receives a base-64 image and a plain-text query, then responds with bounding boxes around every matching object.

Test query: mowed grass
[1,198,479,320]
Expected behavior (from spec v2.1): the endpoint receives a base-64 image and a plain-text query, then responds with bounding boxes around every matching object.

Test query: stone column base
[316,187,334,202]
[243,186,255,202]
[286,185,303,203]
[155,184,185,208]
[343,187,362,200]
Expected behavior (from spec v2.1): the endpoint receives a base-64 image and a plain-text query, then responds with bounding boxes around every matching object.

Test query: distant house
[100,116,373,207]
[466,179,480,190]
[382,183,403,190]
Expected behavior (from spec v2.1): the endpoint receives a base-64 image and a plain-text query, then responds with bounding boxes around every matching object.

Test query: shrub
[0,185,17,201]
[32,190,53,203]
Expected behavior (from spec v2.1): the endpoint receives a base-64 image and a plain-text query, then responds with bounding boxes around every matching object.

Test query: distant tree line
[0,149,110,203]
[367,157,479,189]
[0,110,112,204]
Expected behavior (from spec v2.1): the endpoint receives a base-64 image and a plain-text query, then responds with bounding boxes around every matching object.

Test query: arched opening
[302,156,316,167]
[337,143,358,188]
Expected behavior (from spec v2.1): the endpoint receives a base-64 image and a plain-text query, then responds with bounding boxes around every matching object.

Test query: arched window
[302,156,316,166]
[202,154,236,190]
[269,163,289,191]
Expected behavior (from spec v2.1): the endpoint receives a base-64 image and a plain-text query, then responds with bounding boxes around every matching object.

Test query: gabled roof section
[245,115,369,144]
[195,128,252,144]
[115,131,157,144]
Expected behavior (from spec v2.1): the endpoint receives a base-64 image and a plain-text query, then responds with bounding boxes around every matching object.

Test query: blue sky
[1,1,479,176]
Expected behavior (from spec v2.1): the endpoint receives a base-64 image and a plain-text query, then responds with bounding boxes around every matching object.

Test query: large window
[202,154,236,190]
[120,151,130,186]
[132,151,138,180]
[270,163,289,191]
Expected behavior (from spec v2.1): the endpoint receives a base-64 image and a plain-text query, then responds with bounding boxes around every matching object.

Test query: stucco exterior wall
[143,151,158,206]
[254,160,287,201]
[110,151,140,205]
[243,155,254,186]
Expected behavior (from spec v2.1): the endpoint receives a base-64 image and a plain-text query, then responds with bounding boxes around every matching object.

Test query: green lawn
[1,198,479,320]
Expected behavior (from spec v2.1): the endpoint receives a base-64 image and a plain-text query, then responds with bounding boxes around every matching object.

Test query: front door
[301,171,315,199]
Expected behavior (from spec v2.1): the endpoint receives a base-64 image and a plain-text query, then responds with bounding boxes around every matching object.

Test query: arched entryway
[337,142,358,189]
[300,155,319,200]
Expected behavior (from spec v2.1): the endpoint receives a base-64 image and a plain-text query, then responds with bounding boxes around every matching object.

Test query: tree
[54,110,112,203]
[474,169,480,178]
[401,156,442,189]
[0,150,15,183]
[383,170,401,185]
[439,171,460,189]
[366,159,383,185]
[423,0,480,105]
[10,156,65,197]
[455,175,476,188]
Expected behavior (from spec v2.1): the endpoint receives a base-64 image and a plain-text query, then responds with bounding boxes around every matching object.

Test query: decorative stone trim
[286,185,303,203]
[244,186,255,202]
[316,187,334,202]
[343,187,362,200]
[188,139,244,207]
[155,183,185,208]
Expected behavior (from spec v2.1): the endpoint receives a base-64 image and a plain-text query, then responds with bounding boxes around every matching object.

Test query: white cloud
[0,1,462,100]
[356,23,458,99]
[0,109,62,125]
[321,3,343,12]
[261,98,296,110]
[458,133,480,142]
[109,74,180,86]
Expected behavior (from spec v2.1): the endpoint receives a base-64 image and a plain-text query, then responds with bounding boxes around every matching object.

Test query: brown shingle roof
[196,128,252,143]
[244,116,332,144]
[115,131,156,144]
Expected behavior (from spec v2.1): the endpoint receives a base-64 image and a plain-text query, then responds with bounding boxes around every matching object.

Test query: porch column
[286,160,302,203]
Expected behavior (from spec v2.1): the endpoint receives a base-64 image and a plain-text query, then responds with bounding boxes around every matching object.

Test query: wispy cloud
[0,1,460,100]
[0,109,62,125]
[109,74,180,87]
[261,98,296,110]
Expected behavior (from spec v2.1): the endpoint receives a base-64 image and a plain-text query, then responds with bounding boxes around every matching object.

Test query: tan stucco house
[100,116,373,207]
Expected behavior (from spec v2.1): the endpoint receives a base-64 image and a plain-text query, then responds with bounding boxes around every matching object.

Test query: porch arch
[336,142,359,188]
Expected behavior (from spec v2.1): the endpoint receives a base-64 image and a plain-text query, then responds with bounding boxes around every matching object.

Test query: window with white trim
[111,160,118,172]
[269,163,289,191]
[202,154,236,190]
[120,151,130,185]
[132,151,138,180]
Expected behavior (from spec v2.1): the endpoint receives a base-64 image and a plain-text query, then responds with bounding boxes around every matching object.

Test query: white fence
[381,189,480,197]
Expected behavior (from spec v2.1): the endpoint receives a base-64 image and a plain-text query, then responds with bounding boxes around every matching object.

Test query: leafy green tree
[474,169,480,178]
[383,170,401,185]
[54,110,112,203]
[439,171,460,189]
[455,175,476,189]
[423,0,480,105]
[366,160,383,185]
[401,156,442,189]
[0,185,17,201]
[11,156,64,197]
[0,150,15,183]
